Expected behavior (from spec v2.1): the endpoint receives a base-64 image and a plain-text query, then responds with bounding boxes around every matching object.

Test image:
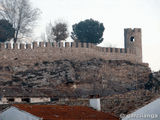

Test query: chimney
[89,98,101,111]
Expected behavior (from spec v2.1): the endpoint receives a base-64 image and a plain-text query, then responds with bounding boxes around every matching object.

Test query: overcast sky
[31,0,160,71]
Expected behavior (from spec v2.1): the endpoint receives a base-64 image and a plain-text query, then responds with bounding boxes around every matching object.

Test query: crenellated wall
[0,42,140,65]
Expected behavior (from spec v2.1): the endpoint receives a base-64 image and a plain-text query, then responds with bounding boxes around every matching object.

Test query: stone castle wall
[0,42,139,65]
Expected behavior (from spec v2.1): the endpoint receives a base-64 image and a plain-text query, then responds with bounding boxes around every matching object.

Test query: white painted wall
[1,98,7,102]
[0,107,41,120]
[89,98,101,111]
[0,97,7,104]
[14,98,22,103]
[30,97,50,103]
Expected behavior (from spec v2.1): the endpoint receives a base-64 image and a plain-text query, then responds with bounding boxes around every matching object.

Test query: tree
[0,0,41,43]
[71,19,105,44]
[46,22,55,42]
[52,22,69,42]
[0,19,15,42]
[40,32,46,42]
[46,21,69,42]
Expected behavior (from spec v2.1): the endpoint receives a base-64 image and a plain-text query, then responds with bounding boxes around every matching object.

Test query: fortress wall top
[0,42,140,64]
[0,42,134,54]
[0,28,143,64]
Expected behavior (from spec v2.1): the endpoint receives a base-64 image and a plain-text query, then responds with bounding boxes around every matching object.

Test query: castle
[0,28,149,105]
[0,28,142,64]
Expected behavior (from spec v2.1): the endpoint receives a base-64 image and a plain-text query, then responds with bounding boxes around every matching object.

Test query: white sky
[31,0,160,71]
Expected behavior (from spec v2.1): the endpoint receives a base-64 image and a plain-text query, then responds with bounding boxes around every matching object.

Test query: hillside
[1,58,160,117]
[0,58,150,97]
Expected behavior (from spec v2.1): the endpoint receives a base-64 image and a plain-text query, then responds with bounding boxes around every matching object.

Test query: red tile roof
[13,104,119,120]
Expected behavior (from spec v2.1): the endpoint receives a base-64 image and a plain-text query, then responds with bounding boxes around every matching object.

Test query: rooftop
[13,104,119,120]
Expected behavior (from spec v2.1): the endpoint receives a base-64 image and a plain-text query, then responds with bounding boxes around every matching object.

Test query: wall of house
[30,97,51,103]
[0,97,51,104]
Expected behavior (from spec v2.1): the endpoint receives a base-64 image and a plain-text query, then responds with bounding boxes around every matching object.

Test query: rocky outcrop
[0,58,157,118]
[0,58,151,97]
[145,71,160,92]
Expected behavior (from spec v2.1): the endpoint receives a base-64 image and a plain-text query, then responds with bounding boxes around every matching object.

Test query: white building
[89,98,101,111]
[0,107,41,120]
[122,98,160,120]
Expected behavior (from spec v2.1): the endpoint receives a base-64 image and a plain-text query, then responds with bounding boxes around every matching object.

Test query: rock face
[145,71,160,92]
[0,58,151,97]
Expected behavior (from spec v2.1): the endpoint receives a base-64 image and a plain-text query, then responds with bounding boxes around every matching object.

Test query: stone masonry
[0,28,142,65]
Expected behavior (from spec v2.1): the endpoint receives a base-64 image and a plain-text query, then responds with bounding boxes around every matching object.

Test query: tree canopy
[0,0,41,43]
[71,19,105,44]
[46,21,69,42]
[0,19,15,42]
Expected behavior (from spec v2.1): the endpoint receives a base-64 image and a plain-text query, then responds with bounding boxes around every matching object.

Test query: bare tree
[0,0,41,43]
[46,21,69,42]
[40,32,46,42]
[46,22,55,42]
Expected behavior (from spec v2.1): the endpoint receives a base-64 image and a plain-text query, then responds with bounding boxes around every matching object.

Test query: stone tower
[124,28,142,62]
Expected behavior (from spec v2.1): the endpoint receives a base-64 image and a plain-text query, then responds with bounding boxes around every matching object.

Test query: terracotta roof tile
[13,104,119,120]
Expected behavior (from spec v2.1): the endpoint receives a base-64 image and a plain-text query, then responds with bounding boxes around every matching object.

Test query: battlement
[0,42,135,54]
[124,28,141,32]
[0,28,143,64]
[0,41,140,65]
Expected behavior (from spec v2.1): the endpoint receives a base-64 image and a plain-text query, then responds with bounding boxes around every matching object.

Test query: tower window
[130,36,135,42]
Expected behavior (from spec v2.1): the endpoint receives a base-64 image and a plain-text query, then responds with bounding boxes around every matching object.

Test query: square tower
[124,28,142,62]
